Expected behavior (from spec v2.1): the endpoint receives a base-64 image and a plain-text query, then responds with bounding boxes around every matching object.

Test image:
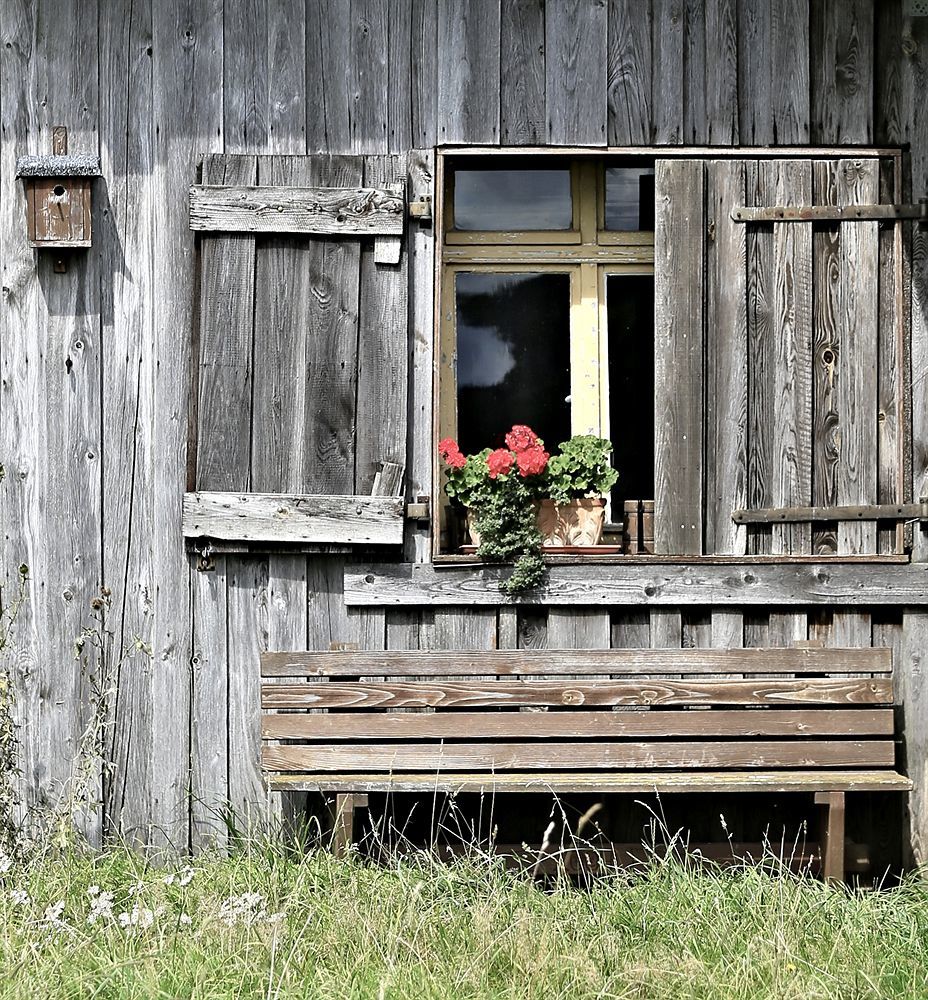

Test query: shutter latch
[731,198,928,225]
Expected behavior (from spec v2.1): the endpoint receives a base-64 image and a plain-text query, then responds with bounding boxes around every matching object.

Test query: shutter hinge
[732,197,928,225]
[732,501,928,526]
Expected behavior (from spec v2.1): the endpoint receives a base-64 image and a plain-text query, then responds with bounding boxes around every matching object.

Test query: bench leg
[332,793,367,858]
[815,791,846,884]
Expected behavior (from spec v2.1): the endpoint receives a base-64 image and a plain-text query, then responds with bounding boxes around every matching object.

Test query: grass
[0,837,927,999]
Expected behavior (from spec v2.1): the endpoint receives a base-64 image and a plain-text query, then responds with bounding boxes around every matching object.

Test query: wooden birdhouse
[15,127,100,250]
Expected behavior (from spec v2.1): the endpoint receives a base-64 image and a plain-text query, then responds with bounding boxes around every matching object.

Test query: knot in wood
[562,688,584,706]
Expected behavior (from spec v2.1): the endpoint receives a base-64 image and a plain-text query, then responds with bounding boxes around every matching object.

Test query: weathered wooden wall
[1,0,928,857]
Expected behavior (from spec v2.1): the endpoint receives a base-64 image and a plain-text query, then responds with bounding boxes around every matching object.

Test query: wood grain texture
[704,0,738,144]
[811,0,873,144]
[652,0,684,143]
[263,677,892,709]
[262,708,894,740]
[705,160,747,555]
[182,492,404,544]
[607,0,651,144]
[195,155,258,493]
[261,646,890,677]
[437,0,501,144]
[189,183,404,235]
[545,0,608,145]
[654,159,704,553]
[355,154,409,493]
[501,0,545,144]
[264,739,895,772]
[269,770,912,794]
[344,561,928,607]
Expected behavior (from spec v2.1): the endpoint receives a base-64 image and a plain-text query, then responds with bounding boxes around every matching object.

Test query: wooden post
[332,793,367,857]
[815,791,846,884]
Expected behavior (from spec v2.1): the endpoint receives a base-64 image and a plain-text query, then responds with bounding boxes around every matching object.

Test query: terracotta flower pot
[536,498,606,547]
[467,498,607,548]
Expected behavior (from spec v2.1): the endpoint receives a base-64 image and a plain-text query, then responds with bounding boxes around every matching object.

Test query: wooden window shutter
[656,156,901,559]
[184,153,411,547]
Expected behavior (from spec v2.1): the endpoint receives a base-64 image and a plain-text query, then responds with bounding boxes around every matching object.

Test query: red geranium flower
[487,448,515,479]
[438,437,459,460]
[445,449,466,469]
[505,424,541,454]
[516,445,549,477]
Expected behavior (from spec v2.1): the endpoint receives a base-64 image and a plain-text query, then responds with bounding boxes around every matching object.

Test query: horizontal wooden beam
[262,740,895,772]
[344,562,928,606]
[183,492,403,544]
[266,770,913,793]
[260,646,891,677]
[262,678,892,709]
[260,708,894,741]
[189,183,404,235]
[733,503,928,524]
[732,202,926,223]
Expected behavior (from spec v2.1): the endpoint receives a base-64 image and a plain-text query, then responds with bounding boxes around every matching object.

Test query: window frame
[432,145,909,565]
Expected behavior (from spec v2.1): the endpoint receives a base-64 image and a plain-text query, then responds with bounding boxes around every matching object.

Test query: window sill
[432,552,911,566]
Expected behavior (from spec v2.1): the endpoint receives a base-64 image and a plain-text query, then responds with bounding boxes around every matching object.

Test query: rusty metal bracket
[732,500,928,527]
[408,194,432,222]
[731,198,928,225]
[405,495,431,522]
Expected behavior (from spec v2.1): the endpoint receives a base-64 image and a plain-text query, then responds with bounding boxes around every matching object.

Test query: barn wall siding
[1,0,927,857]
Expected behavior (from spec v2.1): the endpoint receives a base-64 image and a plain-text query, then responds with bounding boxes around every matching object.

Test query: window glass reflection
[604,166,655,230]
[453,169,572,231]
[456,272,571,454]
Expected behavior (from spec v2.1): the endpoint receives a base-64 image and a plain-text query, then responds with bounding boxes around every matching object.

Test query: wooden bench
[260,646,911,881]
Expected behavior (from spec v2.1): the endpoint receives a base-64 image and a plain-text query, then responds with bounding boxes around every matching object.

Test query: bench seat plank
[261,647,891,677]
[261,708,895,740]
[268,770,913,794]
[262,739,895,772]
[262,677,892,709]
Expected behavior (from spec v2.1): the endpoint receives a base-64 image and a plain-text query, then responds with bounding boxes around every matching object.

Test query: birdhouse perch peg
[15,126,101,269]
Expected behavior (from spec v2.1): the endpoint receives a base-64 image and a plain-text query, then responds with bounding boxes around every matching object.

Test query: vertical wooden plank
[874,1,912,149]
[405,150,434,563]
[811,0,874,144]
[307,557,385,653]
[654,159,704,554]
[97,0,157,844]
[746,161,773,555]
[411,0,438,148]
[682,0,706,144]
[705,160,747,556]
[651,0,684,143]
[437,0,501,144]
[650,610,682,649]
[195,155,258,492]
[191,558,228,851]
[387,0,414,152]
[227,556,270,830]
[736,0,771,145]
[223,0,269,151]
[607,0,652,145]
[304,156,363,493]
[263,555,307,826]
[250,156,312,492]
[768,160,813,558]
[151,0,223,850]
[771,0,810,144]
[704,0,738,144]
[319,0,353,152]
[355,154,409,494]
[500,0,545,145]
[547,610,611,650]
[611,610,650,649]
[545,0,608,146]
[349,0,389,154]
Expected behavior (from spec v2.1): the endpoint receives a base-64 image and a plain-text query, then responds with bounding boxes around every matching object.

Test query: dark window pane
[453,169,572,230]
[456,272,571,455]
[604,166,655,230]
[607,274,654,510]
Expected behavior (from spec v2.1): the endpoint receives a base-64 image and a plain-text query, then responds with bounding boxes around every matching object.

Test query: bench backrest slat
[261,647,891,677]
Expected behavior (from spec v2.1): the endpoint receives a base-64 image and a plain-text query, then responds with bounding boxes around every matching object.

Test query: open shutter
[184,153,412,546]
[655,155,902,559]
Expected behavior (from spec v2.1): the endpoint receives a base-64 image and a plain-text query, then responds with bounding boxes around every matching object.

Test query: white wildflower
[266,911,286,925]
[178,867,194,887]
[87,890,115,925]
[162,873,176,886]
[9,889,29,906]
[44,900,67,929]
[0,854,13,874]
[118,903,155,930]
[218,892,269,926]
[178,913,192,926]
[87,885,100,897]
[127,880,146,897]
